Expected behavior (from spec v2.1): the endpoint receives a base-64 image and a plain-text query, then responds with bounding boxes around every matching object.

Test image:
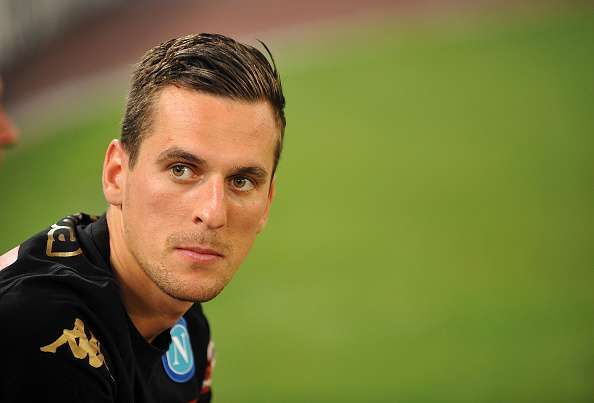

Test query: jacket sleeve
[0,287,116,402]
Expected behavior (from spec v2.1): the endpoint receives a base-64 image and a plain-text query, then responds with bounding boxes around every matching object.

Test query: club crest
[162,317,195,383]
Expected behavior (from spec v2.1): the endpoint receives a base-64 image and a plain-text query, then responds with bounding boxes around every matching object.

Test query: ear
[102,140,128,207]
[256,176,276,234]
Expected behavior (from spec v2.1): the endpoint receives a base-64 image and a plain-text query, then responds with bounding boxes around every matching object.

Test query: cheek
[229,198,268,239]
[127,171,178,213]
[124,172,184,240]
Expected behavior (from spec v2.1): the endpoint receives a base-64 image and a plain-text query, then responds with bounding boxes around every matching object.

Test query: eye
[170,164,194,180]
[230,176,255,192]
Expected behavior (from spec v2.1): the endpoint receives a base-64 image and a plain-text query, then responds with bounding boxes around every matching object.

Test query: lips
[174,245,224,264]
[177,245,223,256]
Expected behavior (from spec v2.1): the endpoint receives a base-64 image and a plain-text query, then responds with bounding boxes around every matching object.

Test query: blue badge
[162,317,195,383]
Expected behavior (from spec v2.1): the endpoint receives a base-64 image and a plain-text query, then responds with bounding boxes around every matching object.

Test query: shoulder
[0,213,117,316]
[0,274,96,334]
[0,215,120,401]
[0,253,117,340]
[0,283,115,401]
[0,213,107,273]
[0,247,120,372]
[0,278,109,365]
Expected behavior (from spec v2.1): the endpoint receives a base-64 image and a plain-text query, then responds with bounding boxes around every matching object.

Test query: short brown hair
[121,33,286,173]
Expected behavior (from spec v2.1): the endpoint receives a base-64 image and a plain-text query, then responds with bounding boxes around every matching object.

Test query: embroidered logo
[40,318,105,368]
[162,317,195,383]
[45,216,82,257]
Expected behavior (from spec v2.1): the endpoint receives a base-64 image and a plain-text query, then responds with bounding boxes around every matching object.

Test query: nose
[192,175,227,230]
[0,107,19,148]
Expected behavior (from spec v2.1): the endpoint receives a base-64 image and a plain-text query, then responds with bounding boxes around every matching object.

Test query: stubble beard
[140,253,229,303]
[127,229,234,303]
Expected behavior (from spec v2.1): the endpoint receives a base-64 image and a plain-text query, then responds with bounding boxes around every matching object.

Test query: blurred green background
[1,6,594,403]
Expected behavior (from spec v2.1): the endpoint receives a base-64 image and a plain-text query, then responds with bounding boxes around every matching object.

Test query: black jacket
[0,214,213,402]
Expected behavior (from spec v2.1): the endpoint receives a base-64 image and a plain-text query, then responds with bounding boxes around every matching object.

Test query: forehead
[141,86,278,168]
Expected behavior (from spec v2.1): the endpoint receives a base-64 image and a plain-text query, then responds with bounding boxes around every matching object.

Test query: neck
[106,207,192,342]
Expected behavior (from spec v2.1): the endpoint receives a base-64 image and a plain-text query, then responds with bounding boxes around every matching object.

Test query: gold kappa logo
[45,214,100,257]
[45,216,82,257]
[40,318,105,368]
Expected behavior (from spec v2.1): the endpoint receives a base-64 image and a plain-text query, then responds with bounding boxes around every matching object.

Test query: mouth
[174,245,224,265]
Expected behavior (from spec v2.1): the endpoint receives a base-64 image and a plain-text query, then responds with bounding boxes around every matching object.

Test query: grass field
[1,6,593,402]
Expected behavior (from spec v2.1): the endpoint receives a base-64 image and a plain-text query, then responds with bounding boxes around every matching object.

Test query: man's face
[0,79,19,162]
[119,86,278,302]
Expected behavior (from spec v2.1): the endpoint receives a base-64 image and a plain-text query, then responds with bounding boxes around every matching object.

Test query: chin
[160,275,228,303]
[142,256,234,303]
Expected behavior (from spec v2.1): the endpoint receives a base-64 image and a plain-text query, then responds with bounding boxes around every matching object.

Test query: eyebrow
[156,146,270,180]
[156,147,205,166]
[233,166,269,181]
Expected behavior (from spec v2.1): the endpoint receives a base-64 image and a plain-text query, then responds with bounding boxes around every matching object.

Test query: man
[0,77,19,162]
[0,33,286,402]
